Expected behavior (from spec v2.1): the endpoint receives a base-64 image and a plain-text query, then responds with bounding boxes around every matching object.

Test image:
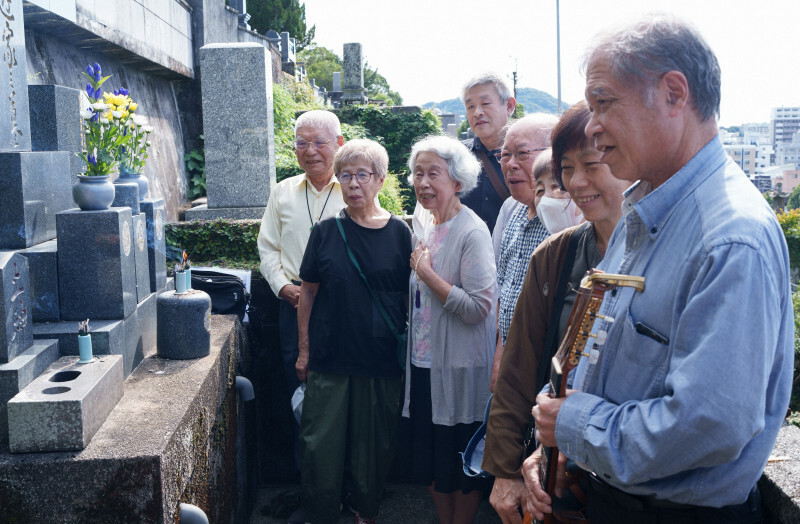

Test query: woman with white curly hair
[403,135,497,524]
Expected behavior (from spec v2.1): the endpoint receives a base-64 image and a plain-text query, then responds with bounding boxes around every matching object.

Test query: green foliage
[791,289,800,417]
[298,46,342,92]
[298,46,402,105]
[787,185,800,210]
[777,209,800,270]
[165,219,260,270]
[456,118,470,138]
[185,135,206,199]
[246,0,315,50]
[378,173,408,215]
[337,105,442,173]
[364,62,403,106]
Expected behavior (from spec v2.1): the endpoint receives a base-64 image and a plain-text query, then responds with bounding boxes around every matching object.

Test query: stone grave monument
[0,0,166,453]
[342,43,368,105]
[185,42,276,221]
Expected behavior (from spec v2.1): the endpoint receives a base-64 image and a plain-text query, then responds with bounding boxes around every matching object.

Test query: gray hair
[295,109,342,137]
[505,113,560,148]
[462,72,513,104]
[583,14,720,121]
[407,135,481,197]
[333,139,389,177]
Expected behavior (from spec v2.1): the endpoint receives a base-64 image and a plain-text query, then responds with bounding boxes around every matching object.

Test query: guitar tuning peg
[589,347,600,364]
[597,314,615,323]
[590,330,607,345]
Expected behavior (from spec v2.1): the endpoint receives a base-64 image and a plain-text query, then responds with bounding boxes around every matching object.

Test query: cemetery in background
[0,1,797,523]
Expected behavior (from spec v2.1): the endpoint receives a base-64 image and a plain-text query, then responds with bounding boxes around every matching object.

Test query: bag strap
[535,222,589,394]
[336,217,403,342]
[473,147,511,201]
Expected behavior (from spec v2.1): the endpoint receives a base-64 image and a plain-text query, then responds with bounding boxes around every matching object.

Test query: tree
[364,63,402,106]
[247,0,315,50]
[299,46,403,105]
[298,46,341,91]
[787,185,800,210]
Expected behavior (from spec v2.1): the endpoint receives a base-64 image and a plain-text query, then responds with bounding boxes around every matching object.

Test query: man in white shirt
[258,110,346,396]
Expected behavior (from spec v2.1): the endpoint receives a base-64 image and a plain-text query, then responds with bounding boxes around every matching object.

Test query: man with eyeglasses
[257,110,346,489]
[460,73,516,234]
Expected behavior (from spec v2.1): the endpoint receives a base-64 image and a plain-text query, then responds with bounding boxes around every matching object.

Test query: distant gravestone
[185,43,275,220]
[332,72,341,93]
[0,252,32,364]
[0,0,31,152]
[342,43,367,105]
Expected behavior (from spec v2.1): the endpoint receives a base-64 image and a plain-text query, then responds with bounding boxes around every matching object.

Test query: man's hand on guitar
[532,391,574,447]
[522,446,570,520]
[489,477,527,524]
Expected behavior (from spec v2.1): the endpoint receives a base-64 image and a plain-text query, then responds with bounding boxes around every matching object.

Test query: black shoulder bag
[336,217,408,370]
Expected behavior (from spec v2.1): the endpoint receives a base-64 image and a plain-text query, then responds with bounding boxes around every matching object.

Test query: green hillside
[422,87,570,117]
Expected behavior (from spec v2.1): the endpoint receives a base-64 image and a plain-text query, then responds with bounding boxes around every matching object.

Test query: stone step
[0,339,60,450]
[7,354,123,452]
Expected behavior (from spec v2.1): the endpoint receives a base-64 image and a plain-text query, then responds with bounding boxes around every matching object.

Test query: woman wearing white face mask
[532,150,584,234]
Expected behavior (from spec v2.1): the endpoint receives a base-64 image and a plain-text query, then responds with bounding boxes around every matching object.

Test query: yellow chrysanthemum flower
[128,102,138,112]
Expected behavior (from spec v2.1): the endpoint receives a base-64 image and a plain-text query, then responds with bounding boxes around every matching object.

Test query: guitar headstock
[555,271,646,371]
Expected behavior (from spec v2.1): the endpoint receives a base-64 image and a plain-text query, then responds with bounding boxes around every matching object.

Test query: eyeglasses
[495,148,549,163]
[293,136,338,151]
[335,171,376,184]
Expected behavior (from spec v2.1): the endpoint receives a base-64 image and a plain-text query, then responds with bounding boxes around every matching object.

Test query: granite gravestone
[18,239,59,322]
[342,43,367,105]
[0,0,31,152]
[56,208,137,321]
[28,84,83,185]
[140,198,167,293]
[185,43,275,220]
[0,251,32,363]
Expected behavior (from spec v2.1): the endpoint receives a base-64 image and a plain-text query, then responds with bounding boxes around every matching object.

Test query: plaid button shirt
[497,202,549,343]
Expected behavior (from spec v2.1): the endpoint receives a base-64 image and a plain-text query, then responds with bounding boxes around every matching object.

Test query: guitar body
[529,272,645,524]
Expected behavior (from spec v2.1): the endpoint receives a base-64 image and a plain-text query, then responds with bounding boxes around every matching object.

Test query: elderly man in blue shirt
[523,15,793,524]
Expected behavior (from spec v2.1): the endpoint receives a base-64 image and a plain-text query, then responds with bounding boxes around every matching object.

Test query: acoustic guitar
[529,271,645,524]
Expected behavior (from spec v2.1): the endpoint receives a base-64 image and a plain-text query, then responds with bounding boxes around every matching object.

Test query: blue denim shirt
[557,136,794,507]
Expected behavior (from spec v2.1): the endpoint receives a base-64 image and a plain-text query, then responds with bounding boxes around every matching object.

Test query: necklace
[306,181,335,231]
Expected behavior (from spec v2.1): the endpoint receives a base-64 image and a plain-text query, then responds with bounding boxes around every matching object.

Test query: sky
[302,0,799,128]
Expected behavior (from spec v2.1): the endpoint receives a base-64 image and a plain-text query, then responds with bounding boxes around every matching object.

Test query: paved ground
[249,484,503,524]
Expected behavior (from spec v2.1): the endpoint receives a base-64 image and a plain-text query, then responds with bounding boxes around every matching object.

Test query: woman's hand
[411,245,432,279]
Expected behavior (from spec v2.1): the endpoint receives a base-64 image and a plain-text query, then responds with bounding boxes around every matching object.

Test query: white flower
[99,117,110,124]
[142,126,153,133]
[146,141,152,147]
[132,115,148,127]
[80,107,94,120]
[85,129,90,135]
[112,111,122,119]
[91,102,109,111]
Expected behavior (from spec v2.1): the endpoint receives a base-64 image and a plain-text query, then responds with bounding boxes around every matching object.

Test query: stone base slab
[0,316,241,522]
[184,204,266,220]
[7,355,124,452]
[33,291,157,377]
[0,339,60,450]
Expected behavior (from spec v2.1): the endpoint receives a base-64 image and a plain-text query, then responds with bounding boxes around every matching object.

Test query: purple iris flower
[87,153,97,165]
[86,65,94,76]
[113,89,119,96]
[86,83,93,97]
[94,87,102,98]
[120,87,129,96]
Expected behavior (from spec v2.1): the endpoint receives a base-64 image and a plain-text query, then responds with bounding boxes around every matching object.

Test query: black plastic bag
[190,269,250,321]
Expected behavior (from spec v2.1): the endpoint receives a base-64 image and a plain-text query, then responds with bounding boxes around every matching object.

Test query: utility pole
[557,0,562,114]
[510,57,519,118]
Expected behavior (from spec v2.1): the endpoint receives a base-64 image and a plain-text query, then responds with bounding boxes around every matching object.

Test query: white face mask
[536,196,584,234]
